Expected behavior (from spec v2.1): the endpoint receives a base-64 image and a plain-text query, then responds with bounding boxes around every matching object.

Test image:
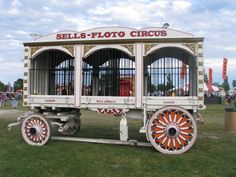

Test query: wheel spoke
[148,106,197,154]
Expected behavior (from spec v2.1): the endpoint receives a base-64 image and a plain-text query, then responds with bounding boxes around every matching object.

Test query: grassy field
[0,104,236,177]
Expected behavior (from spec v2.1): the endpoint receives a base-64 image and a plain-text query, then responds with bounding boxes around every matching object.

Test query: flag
[208,68,213,92]
[208,68,213,85]
[180,63,187,80]
[222,58,228,80]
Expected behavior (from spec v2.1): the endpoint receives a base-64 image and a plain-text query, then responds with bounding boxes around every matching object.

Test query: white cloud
[172,0,192,10]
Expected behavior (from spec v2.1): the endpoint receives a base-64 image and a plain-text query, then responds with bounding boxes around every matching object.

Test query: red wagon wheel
[21,114,51,146]
[147,106,197,154]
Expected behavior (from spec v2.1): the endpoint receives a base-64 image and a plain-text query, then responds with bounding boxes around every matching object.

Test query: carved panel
[30,46,42,57]
[84,45,96,55]
[121,44,134,55]
[183,43,196,54]
[145,44,158,55]
[63,45,74,57]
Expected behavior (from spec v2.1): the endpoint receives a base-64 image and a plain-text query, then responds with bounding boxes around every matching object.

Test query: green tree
[222,76,230,92]
[13,78,23,92]
[232,80,236,87]
[0,81,5,91]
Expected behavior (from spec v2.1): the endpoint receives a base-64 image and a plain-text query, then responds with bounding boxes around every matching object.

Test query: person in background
[0,92,7,107]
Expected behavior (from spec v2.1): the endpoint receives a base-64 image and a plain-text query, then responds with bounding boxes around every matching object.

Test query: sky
[0,0,235,86]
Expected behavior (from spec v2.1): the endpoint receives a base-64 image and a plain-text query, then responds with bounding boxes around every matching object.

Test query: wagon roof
[24,27,204,46]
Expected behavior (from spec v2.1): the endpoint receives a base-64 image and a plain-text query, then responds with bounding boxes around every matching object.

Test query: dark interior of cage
[29,47,197,97]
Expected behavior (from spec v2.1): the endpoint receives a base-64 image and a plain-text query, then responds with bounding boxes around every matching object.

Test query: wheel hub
[167,127,177,137]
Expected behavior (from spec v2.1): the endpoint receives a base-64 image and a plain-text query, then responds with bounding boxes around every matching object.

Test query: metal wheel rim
[21,115,51,146]
[147,106,197,154]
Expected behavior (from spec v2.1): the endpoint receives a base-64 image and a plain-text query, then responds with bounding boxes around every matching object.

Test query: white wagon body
[10,27,205,154]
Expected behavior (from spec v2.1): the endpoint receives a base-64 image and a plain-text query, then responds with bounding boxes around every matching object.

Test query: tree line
[0,79,23,92]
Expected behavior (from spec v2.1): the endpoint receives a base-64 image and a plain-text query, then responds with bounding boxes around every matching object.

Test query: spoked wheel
[59,118,81,136]
[147,106,197,154]
[21,114,51,146]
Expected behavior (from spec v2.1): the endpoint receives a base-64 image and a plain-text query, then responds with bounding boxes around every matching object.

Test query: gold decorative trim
[199,71,204,75]
[199,88,204,92]
[199,96,204,101]
[63,45,74,57]
[199,80,204,84]
[84,45,96,55]
[198,53,203,57]
[183,43,196,54]
[121,44,134,55]
[30,46,42,56]
[198,44,203,49]
[145,44,158,55]
[198,61,203,66]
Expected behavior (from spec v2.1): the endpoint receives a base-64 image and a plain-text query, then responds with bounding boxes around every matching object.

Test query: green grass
[0,104,236,177]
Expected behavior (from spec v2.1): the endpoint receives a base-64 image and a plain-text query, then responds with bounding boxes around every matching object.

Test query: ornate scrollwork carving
[145,44,158,55]
[84,45,96,55]
[63,45,74,57]
[121,44,134,55]
[183,43,196,54]
[30,46,42,57]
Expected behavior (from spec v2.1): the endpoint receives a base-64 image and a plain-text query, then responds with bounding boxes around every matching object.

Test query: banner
[180,63,187,79]
[222,58,228,80]
[208,68,213,85]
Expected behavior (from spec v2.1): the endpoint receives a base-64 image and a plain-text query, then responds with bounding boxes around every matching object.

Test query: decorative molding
[198,44,203,49]
[63,45,74,57]
[199,71,204,75]
[24,72,28,76]
[24,56,28,60]
[198,96,204,101]
[84,45,96,55]
[144,44,158,55]
[198,61,203,66]
[121,44,134,55]
[198,53,203,57]
[30,46,42,57]
[199,88,204,92]
[199,80,204,84]
[24,48,28,52]
[183,43,196,54]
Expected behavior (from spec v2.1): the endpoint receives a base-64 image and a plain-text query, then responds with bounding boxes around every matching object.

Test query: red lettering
[154,31,161,36]
[118,31,125,37]
[104,32,111,38]
[130,31,137,37]
[97,32,103,38]
[161,30,167,36]
[141,31,148,37]
[62,34,67,39]
[91,32,98,38]
[148,31,154,37]
[80,33,86,39]
[56,34,62,39]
